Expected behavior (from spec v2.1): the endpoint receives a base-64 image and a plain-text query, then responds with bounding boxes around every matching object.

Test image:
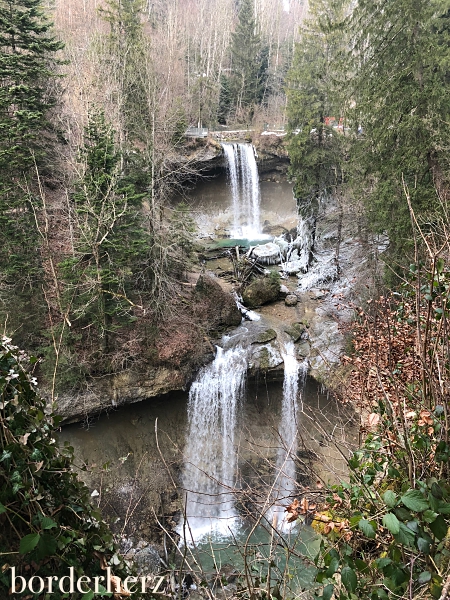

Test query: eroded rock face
[242,275,280,308]
[55,273,241,423]
[56,366,190,423]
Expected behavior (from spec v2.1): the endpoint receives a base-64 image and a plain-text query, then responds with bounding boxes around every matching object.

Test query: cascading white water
[272,342,308,528]
[181,345,248,541]
[222,142,262,239]
[222,143,240,234]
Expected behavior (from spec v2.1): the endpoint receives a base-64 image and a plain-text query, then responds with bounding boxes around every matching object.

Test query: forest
[1,0,450,598]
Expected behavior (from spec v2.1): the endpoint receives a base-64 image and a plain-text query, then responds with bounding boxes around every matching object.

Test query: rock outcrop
[242,275,280,308]
[54,273,241,423]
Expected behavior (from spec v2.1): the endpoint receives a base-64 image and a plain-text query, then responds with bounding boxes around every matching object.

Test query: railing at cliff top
[210,128,286,140]
[185,126,208,138]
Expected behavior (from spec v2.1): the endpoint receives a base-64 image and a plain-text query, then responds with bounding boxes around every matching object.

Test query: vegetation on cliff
[0,337,146,598]
[287,0,450,268]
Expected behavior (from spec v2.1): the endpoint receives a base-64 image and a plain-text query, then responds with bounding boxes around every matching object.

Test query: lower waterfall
[181,344,248,540]
[272,342,307,528]
[180,331,309,540]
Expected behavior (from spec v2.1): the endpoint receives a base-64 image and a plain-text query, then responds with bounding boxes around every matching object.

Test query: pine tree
[230,0,268,118]
[61,111,150,356]
[99,0,149,143]
[0,0,63,338]
[217,74,232,124]
[349,0,450,259]
[287,0,350,202]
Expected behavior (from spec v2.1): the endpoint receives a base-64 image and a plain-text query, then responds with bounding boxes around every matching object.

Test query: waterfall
[221,143,240,235]
[272,343,308,528]
[222,142,262,239]
[181,345,248,540]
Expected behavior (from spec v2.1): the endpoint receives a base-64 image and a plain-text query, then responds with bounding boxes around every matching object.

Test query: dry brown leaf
[110,575,132,597]
[285,498,299,515]
[367,413,380,427]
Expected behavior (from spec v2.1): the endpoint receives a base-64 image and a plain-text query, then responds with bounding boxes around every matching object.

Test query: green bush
[310,255,450,599]
[0,337,144,599]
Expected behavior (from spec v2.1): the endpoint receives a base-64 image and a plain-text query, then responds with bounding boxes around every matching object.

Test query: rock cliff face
[293,193,385,384]
[179,132,289,177]
[54,274,241,424]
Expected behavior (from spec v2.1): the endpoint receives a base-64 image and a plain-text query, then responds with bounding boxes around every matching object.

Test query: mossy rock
[250,344,283,370]
[284,322,305,342]
[242,275,280,308]
[194,274,241,328]
[253,328,277,344]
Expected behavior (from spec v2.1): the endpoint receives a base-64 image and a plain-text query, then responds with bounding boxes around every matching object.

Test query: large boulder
[285,294,298,307]
[193,274,242,328]
[250,344,284,371]
[242,275,280,308]
[249,242,281,265]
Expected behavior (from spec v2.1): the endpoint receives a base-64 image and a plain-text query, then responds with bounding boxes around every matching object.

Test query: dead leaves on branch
[341,295,447,418]
[285,498,352,540]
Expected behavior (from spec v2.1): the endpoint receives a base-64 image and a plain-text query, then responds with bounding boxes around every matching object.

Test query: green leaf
[19,532,40,554]
[376,557,392,570]
[358,518,376,538]
[354,559,369,573]
[438,503,450,514]
[430,514,448,541]
[395,507,412,521]
[36,533,57,559]
[431,483,444,499]
[322,584,334,600]
[418,571,432,584]
[383,490,397,508]
[423,510,438,523]
[401,490,429,512]
[0,503,6,514]
[81,592,94,600]
[325,557,339,577]
[341,566,357,593]
[382,513,400,534]
[394,523,416,547]
[406,520,419,533]
[40,516,57,530]
[417,537,431,554]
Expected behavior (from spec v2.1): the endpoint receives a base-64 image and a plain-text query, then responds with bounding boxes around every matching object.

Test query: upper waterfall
[222,142,262,239]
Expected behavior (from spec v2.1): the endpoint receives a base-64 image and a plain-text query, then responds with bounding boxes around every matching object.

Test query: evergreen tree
[0,0,63,341]
[349,0,450,259]
[61,111,150,357]
[217,74,232,124]
[99,0,149,143]
[287,0,350,202]
[230,0,268,118]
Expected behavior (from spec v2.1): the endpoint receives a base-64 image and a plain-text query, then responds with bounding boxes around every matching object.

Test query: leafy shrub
[310,255,450,599]
[0,337,144,598]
